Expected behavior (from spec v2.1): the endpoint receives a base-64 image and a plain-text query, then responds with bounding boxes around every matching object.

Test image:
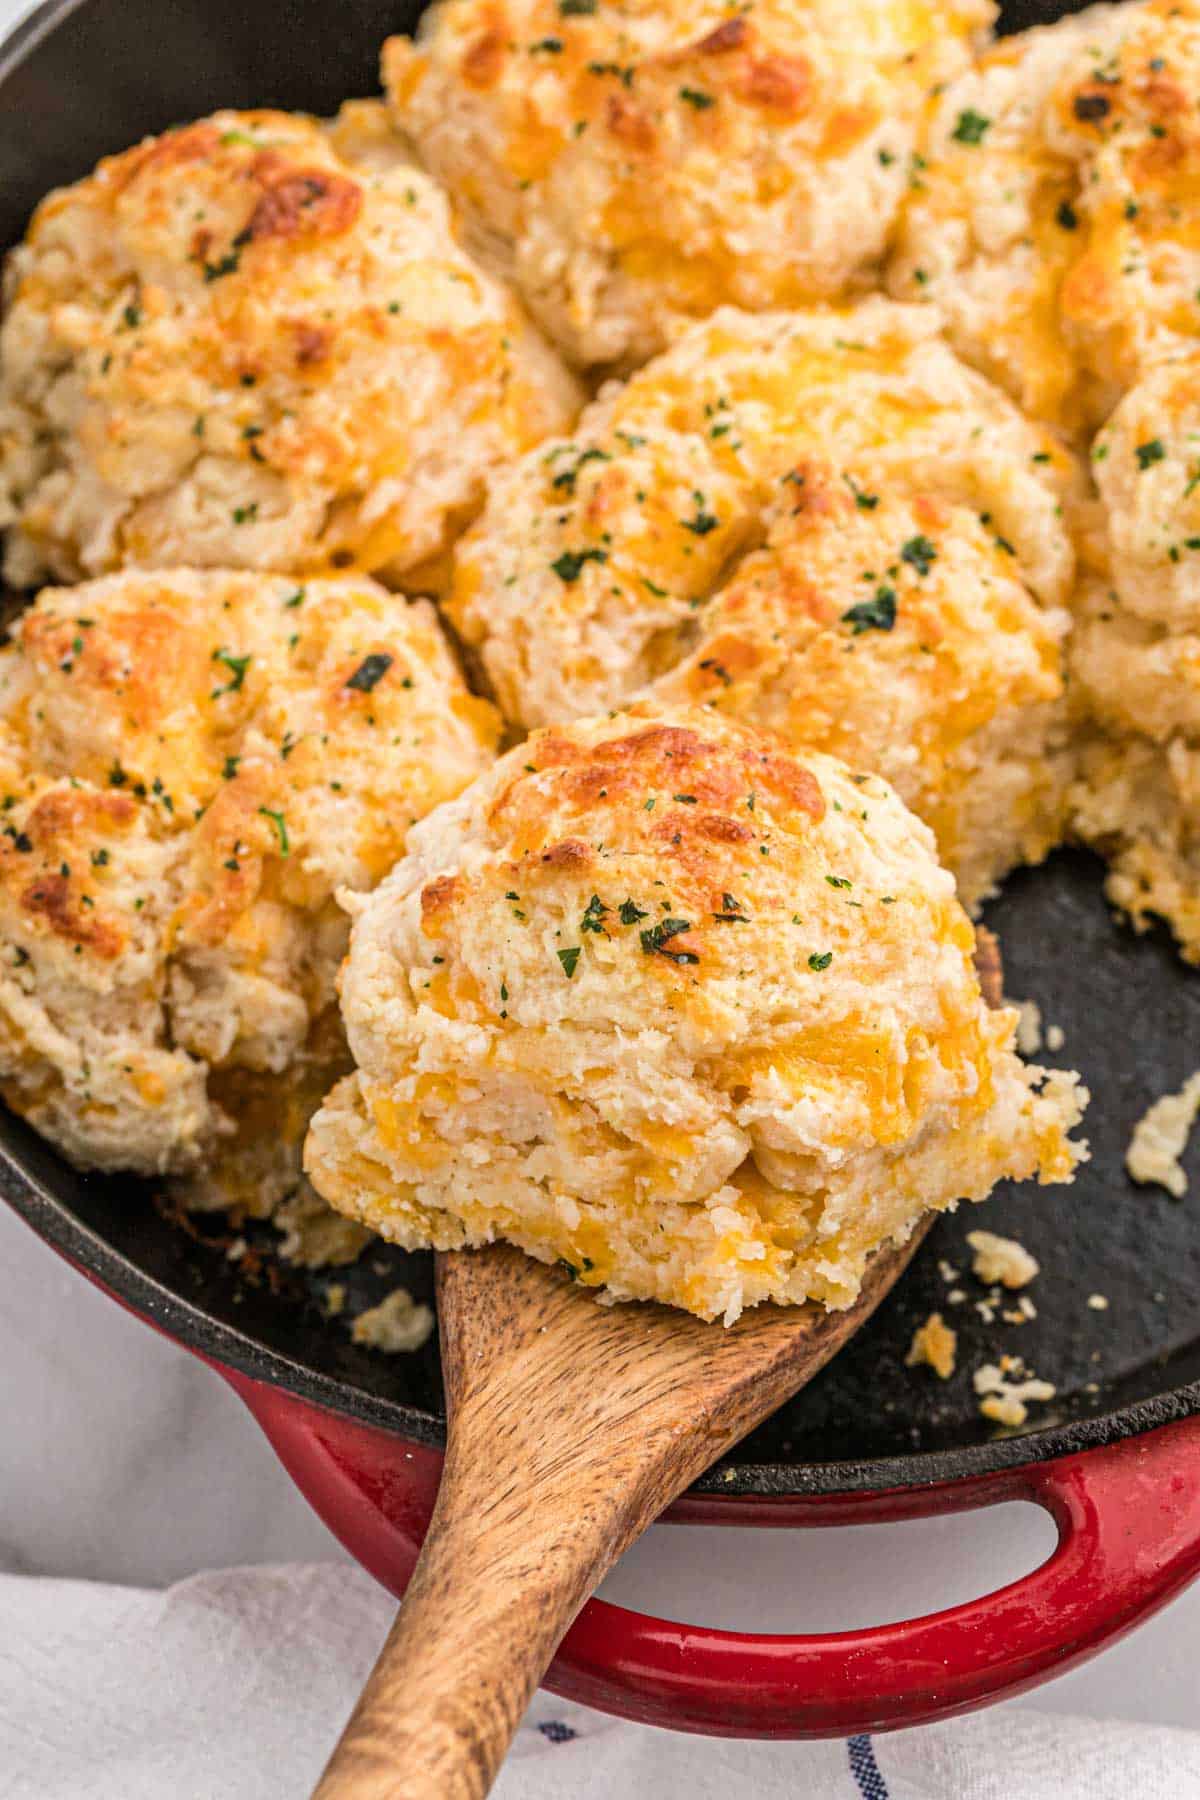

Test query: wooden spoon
[312,933,1003,1800]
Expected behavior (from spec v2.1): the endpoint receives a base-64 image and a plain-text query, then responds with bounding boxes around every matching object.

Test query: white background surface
[0,0,1194,1750]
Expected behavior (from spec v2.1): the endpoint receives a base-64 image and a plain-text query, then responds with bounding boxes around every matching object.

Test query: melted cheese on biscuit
[306,703,1087,1323]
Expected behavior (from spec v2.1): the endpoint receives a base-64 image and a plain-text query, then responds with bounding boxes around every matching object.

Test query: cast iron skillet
[1,0,1199,1739]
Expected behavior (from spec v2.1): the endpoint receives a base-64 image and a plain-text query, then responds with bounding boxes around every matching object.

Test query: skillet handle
[230,1375,1200,1741]
[555,1412,1200,1737]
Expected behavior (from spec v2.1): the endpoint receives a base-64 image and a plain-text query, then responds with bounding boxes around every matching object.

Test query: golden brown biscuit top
[0,568,499,963]
[384,0,993,360]
[1053,0,1200,390]
[3,105,579,581]
[376,704,977,1058]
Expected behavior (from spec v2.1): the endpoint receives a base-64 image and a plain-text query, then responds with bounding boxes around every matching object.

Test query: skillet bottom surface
[2,847,1198,1496]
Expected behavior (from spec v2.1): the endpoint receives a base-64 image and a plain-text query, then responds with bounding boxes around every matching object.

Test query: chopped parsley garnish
[559,0,596,12]
[672,793,697,805]
[826,875,852,889]
[713,892,748,923]
[1136,438,1166,470]
[808,950,833,971]
[283,587,305,609]
[345,652,394,693]
[531,35,563,50]
[258,807,289,855]
[679,87,715,110]
[222,755,240,780]
[552,547,608,583]
[1056,200,1079,230]
[211,648,251,697]
[204,247,242,281]
[587,59,634,83]
[231,502,258,525]
[90,848,110,867]
[842,587,897,634]
[682,496,719,536]
[551,447,611,494]
[580,894,608,934]
[951,109,991,144]
[844,473,879,511]
[121,302,142,330]
[900,534,937,576]
[619,898,648,925]
[557,946,581,978]
[640,917,698,964]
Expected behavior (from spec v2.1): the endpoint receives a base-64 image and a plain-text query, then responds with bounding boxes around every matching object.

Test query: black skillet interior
[0,0,1197,1497]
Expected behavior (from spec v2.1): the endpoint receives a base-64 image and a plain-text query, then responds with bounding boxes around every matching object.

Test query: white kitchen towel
[0,1563,1197,1799]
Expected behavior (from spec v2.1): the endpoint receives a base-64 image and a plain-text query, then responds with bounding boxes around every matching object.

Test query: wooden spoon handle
[312,940,1003,1796]
[311,1228,929,1799]
[310,1406,608,1800]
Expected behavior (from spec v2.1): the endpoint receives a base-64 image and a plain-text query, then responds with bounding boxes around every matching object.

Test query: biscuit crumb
[1126,1072,1200,1199]
[905,1312,958,1380]
[1015,999,1043,1056]
[323,1283,347,1319]
[274,1187,372,1270]
[1045,1024,1065,1053]
[1087,1293,1109,1311]
[974,1357,1056,1427]
[351,1287,434,1354]
[967,1229,1040,1289]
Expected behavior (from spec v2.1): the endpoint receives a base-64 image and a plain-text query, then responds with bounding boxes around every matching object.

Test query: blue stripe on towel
[537,1720,578,1744]
[847,1734,890,1799]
